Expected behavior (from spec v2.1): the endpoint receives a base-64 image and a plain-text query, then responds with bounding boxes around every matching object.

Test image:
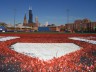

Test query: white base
[69,37,96,44]
[0,36,20,41]
[10,43,81,61]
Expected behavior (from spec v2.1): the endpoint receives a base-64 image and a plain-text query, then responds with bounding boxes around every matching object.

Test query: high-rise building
[23,14,27,26]
[35,16,38,23]
[35,16,39,27]
[28,7,33,23]
[22,7,39,31]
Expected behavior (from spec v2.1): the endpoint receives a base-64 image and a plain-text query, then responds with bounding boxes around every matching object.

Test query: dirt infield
[0,33,96,72]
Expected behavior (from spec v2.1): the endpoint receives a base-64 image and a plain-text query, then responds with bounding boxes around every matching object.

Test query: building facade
[65,18,96,32]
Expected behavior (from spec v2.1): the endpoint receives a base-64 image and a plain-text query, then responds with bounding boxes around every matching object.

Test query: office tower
[35,16,39,27]
[23,14,27,26]
[28,7,33,23]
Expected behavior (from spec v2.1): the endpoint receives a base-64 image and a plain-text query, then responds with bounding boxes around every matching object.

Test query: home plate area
[0,34,96,72]
[10,43,81,61]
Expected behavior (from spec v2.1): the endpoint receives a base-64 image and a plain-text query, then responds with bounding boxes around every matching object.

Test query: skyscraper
[35,16,39,27]
[23,14,27,26]
[28,7,33,24]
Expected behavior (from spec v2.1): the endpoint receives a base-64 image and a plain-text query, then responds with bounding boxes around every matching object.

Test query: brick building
[65,18,96,32]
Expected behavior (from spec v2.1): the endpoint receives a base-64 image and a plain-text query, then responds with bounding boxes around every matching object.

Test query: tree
[0,22,7,27]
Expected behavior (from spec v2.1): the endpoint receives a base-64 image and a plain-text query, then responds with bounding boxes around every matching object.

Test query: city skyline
[0,0,96,25]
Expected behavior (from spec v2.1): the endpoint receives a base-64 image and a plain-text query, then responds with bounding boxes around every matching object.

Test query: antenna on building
[29,6,32,10]
[29,6,31,10]
[31,6,32,10]
[66,9,69,24]
[28,0,32,10]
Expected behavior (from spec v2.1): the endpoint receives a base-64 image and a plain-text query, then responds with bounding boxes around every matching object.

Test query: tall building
[22,7,38,31]
[23,14,27,26]
[35,16,39,27]
[28,7,33,24]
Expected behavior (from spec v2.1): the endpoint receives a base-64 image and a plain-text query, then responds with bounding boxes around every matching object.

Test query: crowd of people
[0,33,96,72]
